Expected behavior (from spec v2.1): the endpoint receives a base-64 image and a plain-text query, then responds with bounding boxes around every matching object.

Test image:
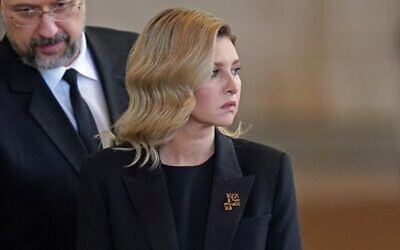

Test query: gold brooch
[224,193,240,211]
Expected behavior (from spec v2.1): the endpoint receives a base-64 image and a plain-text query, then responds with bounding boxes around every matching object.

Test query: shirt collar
[40,32,98,90]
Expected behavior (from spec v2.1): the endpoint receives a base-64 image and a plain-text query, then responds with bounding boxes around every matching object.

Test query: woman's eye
[232,66,241,75]
[211,69,220,78]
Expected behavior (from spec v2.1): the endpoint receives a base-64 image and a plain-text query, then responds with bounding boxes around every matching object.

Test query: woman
[77,8,302,250]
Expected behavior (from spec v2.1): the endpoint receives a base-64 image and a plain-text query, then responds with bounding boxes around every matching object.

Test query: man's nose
[37,12,59,38]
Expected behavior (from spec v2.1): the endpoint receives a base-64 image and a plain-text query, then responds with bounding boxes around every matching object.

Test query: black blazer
[77,132,302,250]
[0,26,138,250]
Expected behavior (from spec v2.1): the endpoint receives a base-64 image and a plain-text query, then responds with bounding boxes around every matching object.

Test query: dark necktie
[63,69,99,153]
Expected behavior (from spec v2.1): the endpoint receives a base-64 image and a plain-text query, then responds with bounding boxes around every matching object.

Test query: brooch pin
[224,193,240,211]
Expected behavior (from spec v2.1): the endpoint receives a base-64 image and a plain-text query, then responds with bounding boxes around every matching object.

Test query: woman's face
[190,36,241,128]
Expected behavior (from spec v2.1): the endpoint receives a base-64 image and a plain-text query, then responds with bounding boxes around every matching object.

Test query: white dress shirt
[40,33,112,148]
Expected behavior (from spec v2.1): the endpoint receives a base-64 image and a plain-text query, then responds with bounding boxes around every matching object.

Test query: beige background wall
[1,0,400,249]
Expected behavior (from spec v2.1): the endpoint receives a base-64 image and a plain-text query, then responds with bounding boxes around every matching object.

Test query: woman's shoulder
[230,137,291,175]
[231,137,287,160]
[81,143,137,176]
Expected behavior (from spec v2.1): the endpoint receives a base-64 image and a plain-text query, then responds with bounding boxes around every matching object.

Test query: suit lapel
[204,132,255,250]
[85,29,129,124]
[2,37,86,174]
[28,71,86,173]
[123,166,179,250]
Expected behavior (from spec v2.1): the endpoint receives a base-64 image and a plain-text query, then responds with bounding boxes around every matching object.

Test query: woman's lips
[221,101,237,111]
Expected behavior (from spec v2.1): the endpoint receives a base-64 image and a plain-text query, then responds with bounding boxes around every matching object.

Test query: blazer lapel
[204,132,255,250]
[123,166,179,250]
[85,29,129,124]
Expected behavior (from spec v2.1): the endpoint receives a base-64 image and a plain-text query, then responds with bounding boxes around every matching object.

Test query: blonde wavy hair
[114,8,239,168]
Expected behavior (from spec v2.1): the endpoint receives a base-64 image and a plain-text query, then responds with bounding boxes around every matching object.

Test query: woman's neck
[159,125,215,167]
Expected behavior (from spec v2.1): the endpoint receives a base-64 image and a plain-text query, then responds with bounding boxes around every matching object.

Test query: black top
[162,155,215,250]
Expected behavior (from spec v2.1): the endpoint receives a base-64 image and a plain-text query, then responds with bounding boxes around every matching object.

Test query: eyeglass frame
[1,0,83,28]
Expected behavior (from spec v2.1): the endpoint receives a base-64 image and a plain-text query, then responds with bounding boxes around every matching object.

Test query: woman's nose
[225,74,240,94]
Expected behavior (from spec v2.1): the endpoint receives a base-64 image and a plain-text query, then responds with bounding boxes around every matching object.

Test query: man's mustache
[30,33,68,47]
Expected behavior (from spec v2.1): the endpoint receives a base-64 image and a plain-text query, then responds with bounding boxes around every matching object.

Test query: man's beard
[9,32,81,70]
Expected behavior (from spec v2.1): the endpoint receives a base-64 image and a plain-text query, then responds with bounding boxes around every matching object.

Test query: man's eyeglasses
[3,1,82,28]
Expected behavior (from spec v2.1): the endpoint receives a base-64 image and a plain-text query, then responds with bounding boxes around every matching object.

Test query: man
[0,0,138,249]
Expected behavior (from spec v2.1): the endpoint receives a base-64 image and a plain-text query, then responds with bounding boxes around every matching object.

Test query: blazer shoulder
[85,26,139,46]
[82,144,136,178]
[231,137,291,177]
[232,137,286,161]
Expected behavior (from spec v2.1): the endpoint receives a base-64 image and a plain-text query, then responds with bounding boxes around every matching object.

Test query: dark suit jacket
[77,132,302,250]
[0,26,138,250]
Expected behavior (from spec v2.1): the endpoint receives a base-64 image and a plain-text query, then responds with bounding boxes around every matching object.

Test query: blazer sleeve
[266,153,302,250]
[77,158,113,250]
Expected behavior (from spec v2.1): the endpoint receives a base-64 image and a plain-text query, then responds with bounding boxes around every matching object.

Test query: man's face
[0,0,86,69]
